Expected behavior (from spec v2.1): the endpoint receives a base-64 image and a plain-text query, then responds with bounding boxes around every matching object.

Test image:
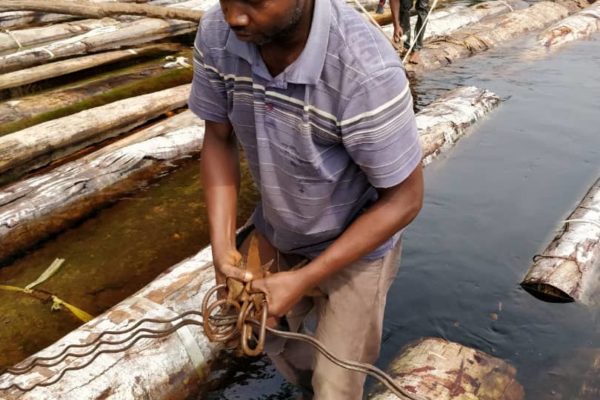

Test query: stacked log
[536,1,600,49]
[521,178,600,305]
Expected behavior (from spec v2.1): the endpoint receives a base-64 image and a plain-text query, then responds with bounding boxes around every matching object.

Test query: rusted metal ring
[240,301,268,357]
[203,298,241,342]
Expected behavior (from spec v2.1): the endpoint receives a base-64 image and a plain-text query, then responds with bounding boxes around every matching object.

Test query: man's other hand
[251,270,308,318]
[214,248,252,284]
[393,23,404,43]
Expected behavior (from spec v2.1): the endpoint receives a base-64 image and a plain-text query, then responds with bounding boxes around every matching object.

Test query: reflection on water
[203,35,600,399]
[0,157,259,369]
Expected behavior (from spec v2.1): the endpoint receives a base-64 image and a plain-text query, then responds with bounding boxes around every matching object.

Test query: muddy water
[201,34,600,399]
[0,158,259,370]
[0,11,599,400]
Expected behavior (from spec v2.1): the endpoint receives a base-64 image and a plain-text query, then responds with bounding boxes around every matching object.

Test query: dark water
[202,35,600,399]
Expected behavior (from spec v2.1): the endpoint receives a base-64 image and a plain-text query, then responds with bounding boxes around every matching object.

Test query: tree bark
[369,337,524,400]
[0,111,203,263]
[0,43,179,91]
[521,178,600,306]
[0,84,191,186]
[404,0,587,74]
[536,1,600,49]
[0,0,202,23]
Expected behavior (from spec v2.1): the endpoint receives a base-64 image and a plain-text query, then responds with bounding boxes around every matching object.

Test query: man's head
[220,0,310,46]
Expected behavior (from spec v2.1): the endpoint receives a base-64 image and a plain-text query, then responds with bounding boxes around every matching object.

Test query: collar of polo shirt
[224,0,332,85]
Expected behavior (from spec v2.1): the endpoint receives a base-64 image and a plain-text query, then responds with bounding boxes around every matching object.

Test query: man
[189,0,423,398]
[390,0,429,63]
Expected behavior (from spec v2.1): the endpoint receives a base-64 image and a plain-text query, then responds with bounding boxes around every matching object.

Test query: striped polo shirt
[189,0,421,259]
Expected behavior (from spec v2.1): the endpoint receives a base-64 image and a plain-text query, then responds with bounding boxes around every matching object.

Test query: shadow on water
[202,35,600,399]
[0,157,259,370]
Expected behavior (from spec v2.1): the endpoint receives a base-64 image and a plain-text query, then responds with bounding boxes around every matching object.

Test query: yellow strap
[0,284,26,293]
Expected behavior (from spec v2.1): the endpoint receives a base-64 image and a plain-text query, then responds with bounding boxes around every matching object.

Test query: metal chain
[0,283,419,400]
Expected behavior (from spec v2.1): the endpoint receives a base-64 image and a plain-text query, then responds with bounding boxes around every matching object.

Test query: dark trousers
[400,0,429,50]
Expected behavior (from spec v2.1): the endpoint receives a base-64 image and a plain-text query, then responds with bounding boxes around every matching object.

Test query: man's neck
[259,0,315,78]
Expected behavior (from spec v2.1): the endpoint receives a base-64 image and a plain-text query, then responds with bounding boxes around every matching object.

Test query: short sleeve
[340,67,421,188]
[188,23,229,123]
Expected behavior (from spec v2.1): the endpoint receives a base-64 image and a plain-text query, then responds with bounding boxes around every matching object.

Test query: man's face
[220,0,304,45]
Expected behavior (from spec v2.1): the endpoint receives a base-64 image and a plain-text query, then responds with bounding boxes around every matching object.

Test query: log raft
[404,0,587,74]
[0,87,499,264]
[521,178,600,305]
[368,337,524,400]
[536,1,600,49]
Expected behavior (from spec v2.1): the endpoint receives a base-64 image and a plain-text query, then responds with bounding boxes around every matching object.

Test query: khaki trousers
[238,230,402,400]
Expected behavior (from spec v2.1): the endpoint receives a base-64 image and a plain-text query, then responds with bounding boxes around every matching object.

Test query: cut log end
[520,281,575,303]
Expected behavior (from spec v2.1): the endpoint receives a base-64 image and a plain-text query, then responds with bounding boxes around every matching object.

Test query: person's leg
[310,240,403,400]
[414,0,429,50]
[399,0,413,49]
[376,0,386,14]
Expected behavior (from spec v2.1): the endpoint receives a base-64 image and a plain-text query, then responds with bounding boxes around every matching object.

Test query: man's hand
[213,248,253,284]
[393,23,404,43]
[251,270,309,318]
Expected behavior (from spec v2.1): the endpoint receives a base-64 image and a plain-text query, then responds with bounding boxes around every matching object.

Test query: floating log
[0,52,190,128]
[0,246,219,400]
[369,337,524,400]
[0,0,212,74]
[404,0,585,74]
[0,111,203,263]
[0,84,190,186]
[536,1,600,49]
[0,0,203,23]
[539,348,600,400]
[380,0,527,42]
[0,43,179,91]
[521,178,600,305]
[416,86,501,166]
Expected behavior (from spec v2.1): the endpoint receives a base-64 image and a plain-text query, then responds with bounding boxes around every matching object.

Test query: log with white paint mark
[521,178,600,305]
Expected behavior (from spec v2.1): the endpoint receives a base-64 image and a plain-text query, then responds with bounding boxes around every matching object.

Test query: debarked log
[0,246,220,400]
[536,1,600,49]
[380,0,527,43]
[404,1,581,74]
[0,43,179,91]
[0,111,203,263]
[416,86,501,166]
[0,84,191,186]
[0,17,122,54]
[0,0,211,74]
[521,178,600,305]
[0,0,203,24]
[368,337,524,400]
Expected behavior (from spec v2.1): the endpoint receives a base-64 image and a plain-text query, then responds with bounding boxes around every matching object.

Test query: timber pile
[368,338,524,400]
[404,0,591,74]
[521,178,600,306]
[536,1,600,49]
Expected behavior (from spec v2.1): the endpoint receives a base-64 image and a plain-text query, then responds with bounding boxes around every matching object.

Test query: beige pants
[239,231,402,400]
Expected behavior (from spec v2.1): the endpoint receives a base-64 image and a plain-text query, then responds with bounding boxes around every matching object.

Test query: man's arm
[389,0,403,43]
[252,163,424,317]
[201,120,250,284]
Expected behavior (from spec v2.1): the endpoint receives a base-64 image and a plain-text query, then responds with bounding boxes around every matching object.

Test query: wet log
[0,111,203,263]
[380,0,527,43]
[0,0,191,30]
[521,178,600,305]
[0,246,219,400]
[405,0,585,74]
[0,0,203,23]
[0,43,179,91]
[0,84,191,186]
[369,337,524,400]
[539,348,600,400]
[416,86,501,166]
[536,1,600,49]
[0,52,190,128]
[0,0,210,74]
